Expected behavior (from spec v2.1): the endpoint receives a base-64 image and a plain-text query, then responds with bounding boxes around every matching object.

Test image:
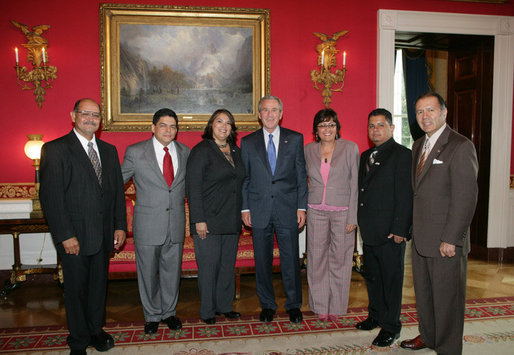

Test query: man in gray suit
[400,92,478,354]
[121,108,190,334]
[241,95,308,324]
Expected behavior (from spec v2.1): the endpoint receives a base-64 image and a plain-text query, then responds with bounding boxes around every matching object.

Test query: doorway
[394,32,494,255]
[377,10,514,257]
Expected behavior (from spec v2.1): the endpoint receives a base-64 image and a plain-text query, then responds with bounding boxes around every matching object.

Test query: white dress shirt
[152,137,178,176]
[73,129,101,166]
[263,126,280,158]
[423,123,447,157]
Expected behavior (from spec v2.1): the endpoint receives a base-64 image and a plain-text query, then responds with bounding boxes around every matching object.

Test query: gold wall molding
[0,183,36,199]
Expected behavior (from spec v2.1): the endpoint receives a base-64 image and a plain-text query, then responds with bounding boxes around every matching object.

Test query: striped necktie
[87,142,102,185]
[416,140,430,179]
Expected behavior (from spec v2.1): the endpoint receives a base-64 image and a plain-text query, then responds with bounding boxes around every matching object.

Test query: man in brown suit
[400,92,478,354]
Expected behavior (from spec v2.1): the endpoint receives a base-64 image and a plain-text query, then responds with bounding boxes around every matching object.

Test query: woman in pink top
[304,109,359,322]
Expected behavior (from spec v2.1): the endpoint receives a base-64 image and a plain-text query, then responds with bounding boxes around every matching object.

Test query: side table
[0,218,62,298]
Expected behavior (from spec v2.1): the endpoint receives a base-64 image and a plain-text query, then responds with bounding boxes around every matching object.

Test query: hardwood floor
[0,255,512,329]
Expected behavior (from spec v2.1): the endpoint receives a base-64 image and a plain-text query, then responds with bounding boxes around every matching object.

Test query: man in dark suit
[241,95,308,324]
[400,92,478,354]
[121,108,190,334]
[356,108,412,347]
[40,98,127,355]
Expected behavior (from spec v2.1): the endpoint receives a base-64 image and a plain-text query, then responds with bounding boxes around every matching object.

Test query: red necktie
[163,147,174,187]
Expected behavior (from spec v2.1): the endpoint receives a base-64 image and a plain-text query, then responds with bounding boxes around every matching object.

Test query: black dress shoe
[202,317,216,324]
[287,308,303,323]
[372,329,400,347]
[162,315,182,330]
[259,308,275,322]
[89,330,114,352]
[355,317,379,330]
[144,321,159,334]
[215,311,241,319]
[70,350,86,355]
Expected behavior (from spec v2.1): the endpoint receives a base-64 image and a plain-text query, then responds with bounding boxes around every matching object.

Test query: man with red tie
[121,108,190,334]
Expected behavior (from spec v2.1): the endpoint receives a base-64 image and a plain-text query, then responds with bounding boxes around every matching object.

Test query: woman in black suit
[186,109,246,324]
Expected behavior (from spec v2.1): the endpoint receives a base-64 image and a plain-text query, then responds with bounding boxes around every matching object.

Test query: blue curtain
[402,49,429,141]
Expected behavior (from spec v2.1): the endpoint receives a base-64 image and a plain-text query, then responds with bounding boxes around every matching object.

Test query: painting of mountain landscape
[119,24,253,114]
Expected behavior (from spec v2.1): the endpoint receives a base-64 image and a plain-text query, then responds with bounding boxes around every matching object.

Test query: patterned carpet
[1,297,512,354]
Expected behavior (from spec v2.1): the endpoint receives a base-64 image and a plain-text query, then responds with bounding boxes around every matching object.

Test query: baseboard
[469,244,514,263]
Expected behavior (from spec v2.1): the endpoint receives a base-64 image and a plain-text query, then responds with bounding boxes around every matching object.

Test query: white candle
[343,51,347,67]
[321,50,325,67]
[42,48,46,63]
[15,47,19,64]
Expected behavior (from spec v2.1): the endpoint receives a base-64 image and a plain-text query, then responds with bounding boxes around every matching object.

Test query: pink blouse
[308,160,349,212]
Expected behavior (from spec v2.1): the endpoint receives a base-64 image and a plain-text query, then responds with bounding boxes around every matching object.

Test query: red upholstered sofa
[108,183,280,299]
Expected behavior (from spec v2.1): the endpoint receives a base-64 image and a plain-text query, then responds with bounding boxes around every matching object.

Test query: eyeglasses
[77,110,101,118]
[318,123,337,129]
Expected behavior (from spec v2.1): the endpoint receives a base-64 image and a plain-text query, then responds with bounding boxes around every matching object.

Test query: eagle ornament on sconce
[11,20,58,108]
[310,30,348,108]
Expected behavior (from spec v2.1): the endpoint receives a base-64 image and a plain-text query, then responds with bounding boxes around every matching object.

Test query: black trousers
[193,233,239,319]
[362,240,405,334]
[59,246,109,350]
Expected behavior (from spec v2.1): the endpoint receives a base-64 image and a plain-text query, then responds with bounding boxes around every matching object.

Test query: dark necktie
[87,142,102,185]
[163,147,174,187]
[267,134,277,175]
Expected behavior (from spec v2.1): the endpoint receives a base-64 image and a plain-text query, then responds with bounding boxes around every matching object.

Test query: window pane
[393,49,413,148]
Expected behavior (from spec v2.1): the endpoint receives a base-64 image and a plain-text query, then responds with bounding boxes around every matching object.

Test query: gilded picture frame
[100,3,270,131]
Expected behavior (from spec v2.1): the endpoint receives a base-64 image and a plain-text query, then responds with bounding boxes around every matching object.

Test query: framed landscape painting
[100,4,270,131]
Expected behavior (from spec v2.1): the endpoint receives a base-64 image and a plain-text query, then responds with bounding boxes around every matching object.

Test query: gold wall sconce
[24,134,45,218]
[11,20,57,108]
[310,31,349,108]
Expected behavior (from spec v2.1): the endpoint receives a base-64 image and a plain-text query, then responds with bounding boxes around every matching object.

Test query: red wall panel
[1,0,512,182]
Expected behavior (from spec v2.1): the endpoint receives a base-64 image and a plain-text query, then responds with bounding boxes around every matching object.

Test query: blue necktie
[267,133,276,175]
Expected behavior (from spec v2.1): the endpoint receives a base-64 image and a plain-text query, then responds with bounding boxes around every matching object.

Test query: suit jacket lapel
[417,126,450,185]
[173,141,187,184]
[96,139,109,188]
[207,139,233,169]
[412,140,423,188]
[144,139,168,187]
[326,139,345,181]
[275,127,290,175]
[309,142,322,182]
[66,132,101,190]
[254,129,272,175]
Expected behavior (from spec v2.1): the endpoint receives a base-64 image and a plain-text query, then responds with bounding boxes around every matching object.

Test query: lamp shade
[24,134,44,160]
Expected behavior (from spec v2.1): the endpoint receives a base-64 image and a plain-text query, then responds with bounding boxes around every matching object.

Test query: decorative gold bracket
[310,31,348,108]
[11,20,57,108]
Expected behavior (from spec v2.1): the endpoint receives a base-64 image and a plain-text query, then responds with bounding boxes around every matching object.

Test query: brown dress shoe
[400,335,427,350]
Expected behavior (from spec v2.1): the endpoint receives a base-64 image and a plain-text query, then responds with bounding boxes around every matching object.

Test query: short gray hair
[258,95,283,112]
